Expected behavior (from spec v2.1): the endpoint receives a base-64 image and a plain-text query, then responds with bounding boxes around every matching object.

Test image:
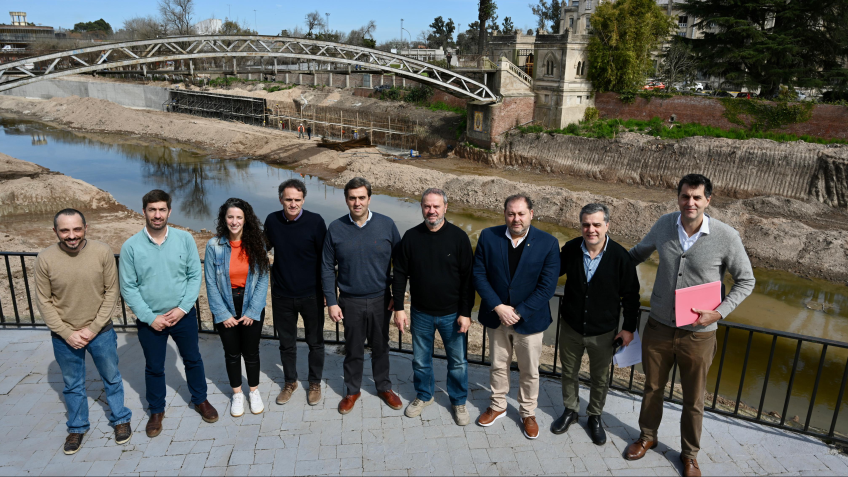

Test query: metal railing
[499,57,533,88]
[1,251,846,444]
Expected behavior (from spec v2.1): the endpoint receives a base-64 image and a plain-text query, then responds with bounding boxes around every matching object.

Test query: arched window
[545,59,555,76]
[576,61,582,76]
[581,60,587,76]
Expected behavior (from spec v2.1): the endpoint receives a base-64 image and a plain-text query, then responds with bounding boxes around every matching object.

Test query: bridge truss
[0,35,498,102]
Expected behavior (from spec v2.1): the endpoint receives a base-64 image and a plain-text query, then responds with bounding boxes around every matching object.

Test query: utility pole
[254,10,257,32]
[400,19,403,47]
[325,13,330,33]
[227,4,231,19]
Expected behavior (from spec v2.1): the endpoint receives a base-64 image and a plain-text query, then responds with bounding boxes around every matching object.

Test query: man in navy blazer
[473,194,560,439]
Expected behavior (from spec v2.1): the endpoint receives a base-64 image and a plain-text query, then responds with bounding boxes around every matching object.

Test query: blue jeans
[137,308,207,414]
[410,308,468,405]
[52,328,132,434]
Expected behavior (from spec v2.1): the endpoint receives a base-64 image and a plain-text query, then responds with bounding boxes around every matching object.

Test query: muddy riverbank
[2,94,847,282]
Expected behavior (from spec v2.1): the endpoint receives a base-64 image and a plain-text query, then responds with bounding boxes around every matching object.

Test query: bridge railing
[1,250,846,444]
[455,55,497,70]
[499,57,533,88]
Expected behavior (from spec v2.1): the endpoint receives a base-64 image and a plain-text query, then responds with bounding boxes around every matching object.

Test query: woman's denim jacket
[204,236,269,324]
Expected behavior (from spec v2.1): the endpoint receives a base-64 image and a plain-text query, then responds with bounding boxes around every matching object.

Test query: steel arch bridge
[0,35,498,102]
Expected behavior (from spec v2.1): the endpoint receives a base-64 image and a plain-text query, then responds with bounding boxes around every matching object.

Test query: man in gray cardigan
[625,174,755,477]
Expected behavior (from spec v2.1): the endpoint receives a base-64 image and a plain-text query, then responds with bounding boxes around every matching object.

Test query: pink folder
[675,281,722,327]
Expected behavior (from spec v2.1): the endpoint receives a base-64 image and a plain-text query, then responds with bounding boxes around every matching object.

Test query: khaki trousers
[639,318,717,459]
[559,321,616,416]
[487,324,544,418]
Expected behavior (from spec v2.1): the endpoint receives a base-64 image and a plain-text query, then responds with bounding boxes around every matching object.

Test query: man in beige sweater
[35,209,132,456]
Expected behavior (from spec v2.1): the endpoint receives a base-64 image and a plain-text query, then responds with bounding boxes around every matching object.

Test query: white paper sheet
[613,330,642,368]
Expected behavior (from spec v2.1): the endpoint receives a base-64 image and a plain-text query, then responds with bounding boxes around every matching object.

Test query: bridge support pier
[465,62,535,149]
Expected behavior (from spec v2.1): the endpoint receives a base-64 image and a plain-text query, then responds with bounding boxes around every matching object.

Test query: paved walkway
[0,328,846,476]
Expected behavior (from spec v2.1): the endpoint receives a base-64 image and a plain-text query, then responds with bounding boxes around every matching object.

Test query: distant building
[0,12,55,49]
[194,18,222,35]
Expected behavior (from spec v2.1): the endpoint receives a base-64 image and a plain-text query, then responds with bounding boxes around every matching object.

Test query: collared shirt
[144,225,169,245]
[348,209,373,229]
[505,226,529,248]
[283,209,303,222]
[677,214,710,252]
[581,235,609,282]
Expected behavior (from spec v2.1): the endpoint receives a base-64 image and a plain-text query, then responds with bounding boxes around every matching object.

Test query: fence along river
[2,117,848,442]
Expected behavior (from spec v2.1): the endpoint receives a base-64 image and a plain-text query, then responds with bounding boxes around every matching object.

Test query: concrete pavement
[0,328,845,476]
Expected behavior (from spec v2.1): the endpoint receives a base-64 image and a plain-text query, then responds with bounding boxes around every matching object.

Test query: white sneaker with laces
[231,392,245,417]
[249,389,264,414]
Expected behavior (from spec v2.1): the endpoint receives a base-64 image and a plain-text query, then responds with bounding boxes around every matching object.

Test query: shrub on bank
[517,117,848,144]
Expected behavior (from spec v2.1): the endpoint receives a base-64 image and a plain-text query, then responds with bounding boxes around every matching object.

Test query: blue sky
[17,0,546,42]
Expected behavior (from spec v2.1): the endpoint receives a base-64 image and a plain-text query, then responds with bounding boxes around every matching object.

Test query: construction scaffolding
[167,89,267,126]
[165,90,424,150]
[266,102,420,150]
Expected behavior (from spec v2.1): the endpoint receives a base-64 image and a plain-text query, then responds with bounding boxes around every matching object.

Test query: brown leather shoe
[523,416,539,439]
[145,412,164,438]
[194,400,219,423]
[114,422,132,445]
[680,456,701,477]
[625,438,658,460]
[338,392,361,414]
[476,407,506,427]
[378,390,402,410]
[307,382,322,406]
[276,381,298,405]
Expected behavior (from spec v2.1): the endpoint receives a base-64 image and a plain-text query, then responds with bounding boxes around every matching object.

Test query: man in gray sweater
[625,174,755,477]
[322,177,403,414]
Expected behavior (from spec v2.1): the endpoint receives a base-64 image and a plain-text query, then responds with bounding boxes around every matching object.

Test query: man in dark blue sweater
[264,179,327,407]
[322,177,403,414]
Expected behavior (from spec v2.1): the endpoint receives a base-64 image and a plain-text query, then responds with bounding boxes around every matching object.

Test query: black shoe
[550,409,578,435]
[114,422,132,445]
[63,432,85,455]
[587,414,607,445]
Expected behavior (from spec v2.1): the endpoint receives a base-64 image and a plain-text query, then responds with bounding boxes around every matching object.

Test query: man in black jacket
[551,203,640,445]
[393,188,475,426]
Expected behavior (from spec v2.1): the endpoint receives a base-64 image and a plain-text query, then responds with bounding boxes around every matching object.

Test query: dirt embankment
[304,154,848,283]
[2,94,847,283]
[463,133,848,209]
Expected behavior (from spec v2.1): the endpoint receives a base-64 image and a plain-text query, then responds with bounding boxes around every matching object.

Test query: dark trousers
[215,288,265,388]
[340,294,392,395]
[639,318,717,459]
[136,308,207,414]
[272,294,325,384]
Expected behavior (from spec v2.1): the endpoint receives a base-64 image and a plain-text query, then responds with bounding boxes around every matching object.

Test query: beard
[63,236,85,250]
[424,215,444,227]
[146,217,168,230]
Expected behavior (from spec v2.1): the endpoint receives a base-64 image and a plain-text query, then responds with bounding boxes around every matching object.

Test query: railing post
[19,256,35,324]
[4,256,20,324]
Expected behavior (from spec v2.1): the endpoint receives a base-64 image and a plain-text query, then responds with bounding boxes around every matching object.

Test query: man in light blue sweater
[322,177,403,415]
[624,175,755,477]
[120,189,218,438]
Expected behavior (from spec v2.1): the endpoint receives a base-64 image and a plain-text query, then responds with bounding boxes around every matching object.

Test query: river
[2,117,847,436]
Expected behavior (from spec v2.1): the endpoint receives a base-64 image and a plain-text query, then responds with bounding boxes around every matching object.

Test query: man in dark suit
[473,194,560,439]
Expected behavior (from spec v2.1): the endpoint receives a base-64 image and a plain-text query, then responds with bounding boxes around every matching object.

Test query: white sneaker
[249,389,264,415]
[231,392,245,417]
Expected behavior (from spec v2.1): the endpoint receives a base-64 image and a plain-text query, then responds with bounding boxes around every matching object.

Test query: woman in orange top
[204,198,270,417]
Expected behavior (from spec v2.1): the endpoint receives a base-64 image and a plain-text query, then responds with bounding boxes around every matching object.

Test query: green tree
[456,22,480,54]
[221,19,255,36]
[587,0,675,92]
[72,18,113,33]
[502,16,515,33]
[428,16,457,50]
[681,0,848,96]
[529,0,561,33]
[478,0,497,54]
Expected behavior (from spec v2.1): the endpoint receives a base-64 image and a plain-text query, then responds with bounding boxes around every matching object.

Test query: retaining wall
[594,93,848,141]
[461,132,848,207]
[0,79,169,110]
